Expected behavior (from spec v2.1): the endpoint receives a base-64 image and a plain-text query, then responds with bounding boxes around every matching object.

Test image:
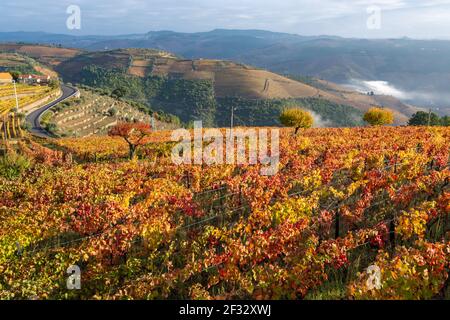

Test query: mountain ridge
[1,29,449,116]
[53,48,419,124]
[0,43,423,126]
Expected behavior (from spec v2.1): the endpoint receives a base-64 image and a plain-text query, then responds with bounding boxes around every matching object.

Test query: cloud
[310,111,333,128]
[347,80,408,99]
[345,79,450,112]
[2,0,450,38]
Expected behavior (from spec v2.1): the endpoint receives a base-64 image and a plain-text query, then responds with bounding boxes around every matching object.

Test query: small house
[18,74,51,85]
[0,72,13,85]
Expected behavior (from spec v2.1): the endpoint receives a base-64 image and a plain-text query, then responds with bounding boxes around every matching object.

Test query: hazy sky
[3,0,450,38]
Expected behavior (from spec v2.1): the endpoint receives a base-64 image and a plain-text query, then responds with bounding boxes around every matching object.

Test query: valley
[0,45,419,127]
[1,30,450,116]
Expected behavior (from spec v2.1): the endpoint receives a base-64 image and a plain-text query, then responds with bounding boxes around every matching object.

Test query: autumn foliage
[280,108,314,134]
[108,122,152,159]
[0,126,448,300]
[364,107,395,126]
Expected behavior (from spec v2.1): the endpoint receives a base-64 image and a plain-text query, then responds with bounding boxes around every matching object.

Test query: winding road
[26,84,78,138]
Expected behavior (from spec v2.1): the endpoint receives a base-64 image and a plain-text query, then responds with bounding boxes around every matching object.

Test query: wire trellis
[13,161,449,260]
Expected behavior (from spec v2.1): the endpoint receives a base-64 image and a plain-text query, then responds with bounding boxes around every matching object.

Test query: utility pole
[230,106,235,131]
[150,112,156,131]
[12,80,19,111]
[229,105,236,140]
[428,108,432,127]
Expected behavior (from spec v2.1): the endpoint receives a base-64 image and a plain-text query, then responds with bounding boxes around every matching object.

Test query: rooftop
[0,72,13,80]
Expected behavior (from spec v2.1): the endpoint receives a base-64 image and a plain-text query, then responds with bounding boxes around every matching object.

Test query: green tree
[49,79,60,89]
[440,115,450,126]
[9,71,20,82]
[408,111,441,126]
[363,107,394,126]
[112,87,128,99]
[280,108,314,134]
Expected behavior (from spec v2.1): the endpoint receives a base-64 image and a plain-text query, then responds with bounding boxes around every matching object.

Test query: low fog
[345,79,450,115]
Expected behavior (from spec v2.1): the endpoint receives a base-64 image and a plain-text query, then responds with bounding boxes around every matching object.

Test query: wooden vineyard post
[5,116,10,140]
[429,159,435,172]
[394,157,397,174]
[11,114,16,138]
[335,210,340,239]
[65,152,73,165]
[186,172,191,189]
[2,116,5,140]
[17,117,23,138]
[0,120,4,142]
[218,188,225,228]
[390,219,396,248]
[238,187,242,207]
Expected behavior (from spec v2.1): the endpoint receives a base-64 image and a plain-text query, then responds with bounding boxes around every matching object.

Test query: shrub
[45,122,58,133]
[280,108,314,134]
[363,107,394,126]
[49,79,60,89]
[0,152,31,180]
[108,107,118,117]
[21,122,32,131]
[112,87,128,98]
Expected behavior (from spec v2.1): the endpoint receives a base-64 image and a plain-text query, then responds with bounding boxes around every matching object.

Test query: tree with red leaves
[108,122,152,159]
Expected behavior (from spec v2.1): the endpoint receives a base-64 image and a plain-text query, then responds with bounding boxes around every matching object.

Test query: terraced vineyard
[46,90,175,137]
[0,113,24,140]
[0,126,448,300]
[0,84,53,116]
[0,83,49,98]
[0,84,53,143]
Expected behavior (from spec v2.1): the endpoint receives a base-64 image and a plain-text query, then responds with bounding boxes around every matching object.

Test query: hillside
[0,44,422,126]
[1,30,449,115]
[0,43,80,66]
[41,88,180,138]
[54,48,418,126]
[57,48,325,99]
[0,52,58,77]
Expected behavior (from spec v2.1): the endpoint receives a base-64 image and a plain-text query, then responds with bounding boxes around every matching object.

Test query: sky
[3,0,450,38]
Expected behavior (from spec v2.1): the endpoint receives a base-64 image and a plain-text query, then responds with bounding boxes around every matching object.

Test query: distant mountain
[51,48,420,126]
[0,29,319,53]
[0,30,449,115]
[0,43,421,125]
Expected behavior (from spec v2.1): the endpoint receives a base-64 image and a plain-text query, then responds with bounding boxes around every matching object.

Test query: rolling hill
[1,30,447,115]
[53,48,419,125]
[0,44,422,126]
[0,43,80,67]
[0,51,58,79]
[56,48,325,99]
